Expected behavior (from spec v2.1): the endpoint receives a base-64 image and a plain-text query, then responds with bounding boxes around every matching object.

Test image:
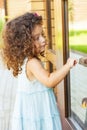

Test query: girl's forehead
[32,25,43,36]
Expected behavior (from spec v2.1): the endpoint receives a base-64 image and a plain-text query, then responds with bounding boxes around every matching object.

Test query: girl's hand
[66,58,78,69]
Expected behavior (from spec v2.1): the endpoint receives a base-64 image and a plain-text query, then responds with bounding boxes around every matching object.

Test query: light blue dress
[11,60,62,130]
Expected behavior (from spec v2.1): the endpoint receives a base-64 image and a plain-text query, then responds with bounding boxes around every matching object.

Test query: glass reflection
[68,0,87,129]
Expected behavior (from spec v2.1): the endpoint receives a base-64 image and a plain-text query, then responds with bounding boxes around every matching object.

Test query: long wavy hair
[2,12,43,77]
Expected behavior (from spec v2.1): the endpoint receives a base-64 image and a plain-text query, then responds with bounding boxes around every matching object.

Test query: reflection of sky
[70,51,87,124]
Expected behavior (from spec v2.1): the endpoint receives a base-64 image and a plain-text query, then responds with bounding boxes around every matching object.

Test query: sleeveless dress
[11,59,62,130]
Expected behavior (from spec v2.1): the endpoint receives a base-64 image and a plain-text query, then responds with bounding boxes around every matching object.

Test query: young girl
[2,12,77,130]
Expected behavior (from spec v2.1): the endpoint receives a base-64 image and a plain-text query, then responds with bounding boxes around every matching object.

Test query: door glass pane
[68,0,87,129]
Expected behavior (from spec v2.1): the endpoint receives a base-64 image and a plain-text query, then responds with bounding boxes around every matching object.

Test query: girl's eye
[35,36,39,41]
[33,36,40,41]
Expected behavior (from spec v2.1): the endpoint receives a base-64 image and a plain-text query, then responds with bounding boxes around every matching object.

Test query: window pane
[68,0,87,129]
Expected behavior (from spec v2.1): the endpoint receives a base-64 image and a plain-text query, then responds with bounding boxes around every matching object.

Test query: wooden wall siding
[7,0,46,20]
[30,2,45,11]
[7,0,28,19]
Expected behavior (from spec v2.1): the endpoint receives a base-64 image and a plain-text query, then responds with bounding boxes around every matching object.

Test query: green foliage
[69,30,87,54]
[69,30,87,36]
[70,45,87,54]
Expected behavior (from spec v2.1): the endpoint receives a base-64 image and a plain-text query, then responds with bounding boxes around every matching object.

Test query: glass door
[68,0,87,129]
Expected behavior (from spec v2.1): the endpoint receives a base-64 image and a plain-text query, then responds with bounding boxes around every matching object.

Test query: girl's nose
[39,35,46,45]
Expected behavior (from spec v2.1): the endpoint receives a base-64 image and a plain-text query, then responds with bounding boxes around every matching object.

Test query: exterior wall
[7,0,31,19]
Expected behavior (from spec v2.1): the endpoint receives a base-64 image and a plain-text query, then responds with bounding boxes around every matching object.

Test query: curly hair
[2,12,43,77]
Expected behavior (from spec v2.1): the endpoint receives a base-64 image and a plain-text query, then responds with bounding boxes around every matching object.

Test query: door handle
[82,97,87,108]
[79,57,87,67]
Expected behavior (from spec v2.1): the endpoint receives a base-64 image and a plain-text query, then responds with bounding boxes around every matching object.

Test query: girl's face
[32,25,47,56]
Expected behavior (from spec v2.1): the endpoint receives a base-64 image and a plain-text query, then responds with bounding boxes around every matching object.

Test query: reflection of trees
[68,0,74,22]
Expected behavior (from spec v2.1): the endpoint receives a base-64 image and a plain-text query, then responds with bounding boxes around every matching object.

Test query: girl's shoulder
[27,58,41,67]
[26,58,43,81]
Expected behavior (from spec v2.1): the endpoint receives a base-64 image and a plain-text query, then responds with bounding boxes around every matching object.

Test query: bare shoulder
[27,58,42,71]
[26,58,41,80]
[27,58,41,66]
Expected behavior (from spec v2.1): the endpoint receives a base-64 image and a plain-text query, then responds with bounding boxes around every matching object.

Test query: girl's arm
[27,58,77,88]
